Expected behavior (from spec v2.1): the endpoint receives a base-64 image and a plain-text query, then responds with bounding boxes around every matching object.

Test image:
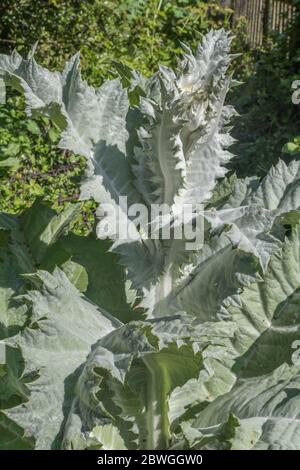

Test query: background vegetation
[0,0,299,229]
[231,1,300,177]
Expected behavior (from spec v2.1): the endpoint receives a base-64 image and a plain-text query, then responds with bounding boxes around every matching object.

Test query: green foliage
[0,91,94,235]
[230,2,300,177]
[1,1,298,213]
[282,135,300,156]
[0,1,236,79]
[0,93,84,210]
[0,0,246,221]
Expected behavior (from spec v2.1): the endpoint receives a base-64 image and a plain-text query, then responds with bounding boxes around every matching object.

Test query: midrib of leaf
[143,355,171,450]
[153,241,178,316]
[152,79,232,317]
[158,109,174,207]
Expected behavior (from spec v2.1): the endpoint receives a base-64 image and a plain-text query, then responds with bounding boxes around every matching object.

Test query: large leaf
[0,413,35,450]
[62,316,206,450]
[227,223,300,376]
[0,202,79,339]
[3,269,120,449]
[191,364,300,450]
[188,224,300,449]
[0,201,138,325]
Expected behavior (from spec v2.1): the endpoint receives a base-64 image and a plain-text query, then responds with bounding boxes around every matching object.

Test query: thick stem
[154,240,178,315]
[143,355,171,450]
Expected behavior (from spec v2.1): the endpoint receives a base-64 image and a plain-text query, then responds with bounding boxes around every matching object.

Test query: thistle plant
[1,30,300,450]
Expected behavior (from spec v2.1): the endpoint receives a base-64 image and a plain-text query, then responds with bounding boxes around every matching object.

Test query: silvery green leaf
[180,413,262,450]
[63,316,205,450]
[224,223,300,374]
[192,364,300,450]
[3,269,120,449]
[246,159,300,212]
[89,424,127,450]
[0,202,80,339]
